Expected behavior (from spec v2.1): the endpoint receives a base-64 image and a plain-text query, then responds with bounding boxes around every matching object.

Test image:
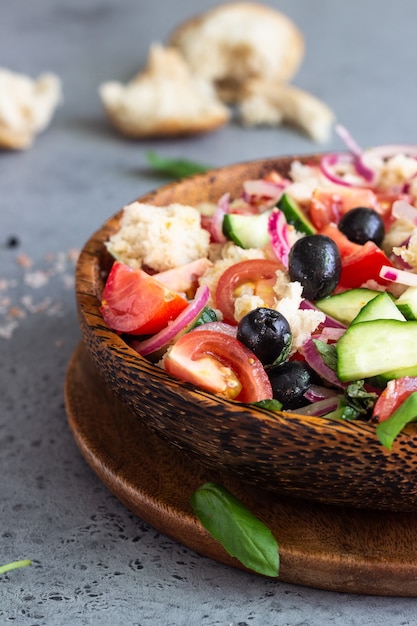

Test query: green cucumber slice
[222,210,271,248]
[395,286,417,320]
[277,194,316,235]
[315,288,382,325]
[337,319,417,382]
[351,292,406,325]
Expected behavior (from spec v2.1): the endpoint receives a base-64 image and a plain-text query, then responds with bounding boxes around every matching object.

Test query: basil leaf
[145,150,211,179]
[313,339,338,371]
[190,307,218,329]
[0,560,31,575]
[252,398,283,412]
[376,391,417,449]
[190,482,279,577]
[338,380,378,420]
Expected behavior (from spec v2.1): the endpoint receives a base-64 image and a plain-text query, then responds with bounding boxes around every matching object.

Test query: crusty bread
[239,81,335,143]
[99,44,230,138]
[169,2,304,103]
[0,69,61,150]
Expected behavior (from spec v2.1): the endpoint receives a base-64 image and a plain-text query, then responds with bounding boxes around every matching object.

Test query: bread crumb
[240,81,335,143]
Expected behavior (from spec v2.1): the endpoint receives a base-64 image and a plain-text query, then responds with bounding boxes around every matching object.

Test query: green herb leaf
[190,482,279,577]
[0,560,31,575]
[313,339,338,371]
[252,398,283,412]
[376,391,417,449]
[338,380,378,420]
[190,307,218,329]
[145,150,211,179]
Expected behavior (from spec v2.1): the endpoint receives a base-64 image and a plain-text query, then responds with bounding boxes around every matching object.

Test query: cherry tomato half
[214,259,283,325]
[164,329,273,403]
[100,261,188,335]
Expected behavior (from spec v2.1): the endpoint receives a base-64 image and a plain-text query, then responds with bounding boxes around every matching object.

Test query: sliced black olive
[237,307,292,366]
[267,361,320,410]
[288,234,341,301]
[338,207,385,247]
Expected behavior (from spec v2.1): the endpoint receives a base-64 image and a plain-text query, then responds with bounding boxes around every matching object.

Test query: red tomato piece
[100,262,188,335]
[309,188,378,230]
[214,259,283,325]
[373,377,417,422]
[338,241,394,288]
[164,329,273,403]
[319,224,363,258]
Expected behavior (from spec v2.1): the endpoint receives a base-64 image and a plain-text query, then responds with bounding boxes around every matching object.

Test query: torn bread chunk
[105,201,211,272]
[0,68,61,150]
[99,44,230,138]
[169,2,304,103]
[239,81,335,143]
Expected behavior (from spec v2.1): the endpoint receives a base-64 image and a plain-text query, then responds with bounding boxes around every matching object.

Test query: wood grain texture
[75,155,417,512]
[65,343,417,596]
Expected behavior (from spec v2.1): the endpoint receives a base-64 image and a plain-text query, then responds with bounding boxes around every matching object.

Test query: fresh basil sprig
[376,391,417,449]
[191,482,279,577]
[145,150,211,179]
[0,560,31,575]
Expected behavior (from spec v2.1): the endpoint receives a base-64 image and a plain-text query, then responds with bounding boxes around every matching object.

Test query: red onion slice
[300,338,346,388]
[291,396,340,417]
[379,265,417,287]
[300,300,347,329]
[391,199,417,225]
[131,285,210,356]
[267,208,291,268]
[243,178,285,200]
[210,193,229,243]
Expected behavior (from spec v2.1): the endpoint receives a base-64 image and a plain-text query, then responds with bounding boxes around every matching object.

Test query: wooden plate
[65,342,417,596]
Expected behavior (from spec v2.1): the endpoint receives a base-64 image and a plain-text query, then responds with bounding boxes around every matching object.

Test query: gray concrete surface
[2,1,417,624]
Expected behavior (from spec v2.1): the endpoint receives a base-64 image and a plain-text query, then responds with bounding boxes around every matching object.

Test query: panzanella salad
[100,127,417,449]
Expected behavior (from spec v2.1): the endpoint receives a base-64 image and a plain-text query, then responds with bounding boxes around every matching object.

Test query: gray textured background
[2,1,417,624]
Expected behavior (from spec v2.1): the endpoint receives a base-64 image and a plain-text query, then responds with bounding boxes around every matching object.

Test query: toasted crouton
[99,44,230,138]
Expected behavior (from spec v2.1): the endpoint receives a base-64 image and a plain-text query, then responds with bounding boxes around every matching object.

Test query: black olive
[267,361,320,410]
[237,307,292,366]
[288,234,341,301]
[338,207,385,246]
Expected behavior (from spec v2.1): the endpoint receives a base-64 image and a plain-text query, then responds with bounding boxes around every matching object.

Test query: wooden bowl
[75,155,417,512]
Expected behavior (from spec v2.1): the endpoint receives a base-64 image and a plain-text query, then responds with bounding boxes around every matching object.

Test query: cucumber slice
[395,286,417,320]
[222,210,271,248]
[351,292,406,325]
[315,288,382,325]
[337,319,417,382]
[277,194,316,235]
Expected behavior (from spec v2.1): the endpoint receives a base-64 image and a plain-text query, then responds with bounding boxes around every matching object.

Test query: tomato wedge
[373,377,417,422]
[100,262,188,335]
[215,259,283,325]
[339,241,394,288]
[310,187,378,230]
[164,329,273,403]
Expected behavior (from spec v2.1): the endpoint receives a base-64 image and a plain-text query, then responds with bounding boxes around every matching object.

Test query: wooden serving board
[65,342,417,596]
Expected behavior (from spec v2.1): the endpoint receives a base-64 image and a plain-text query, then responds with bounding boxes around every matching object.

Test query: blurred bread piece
[99,44,230,138]
[169,2,304,103]
[0,68,61,150]
[239,81,335,143]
